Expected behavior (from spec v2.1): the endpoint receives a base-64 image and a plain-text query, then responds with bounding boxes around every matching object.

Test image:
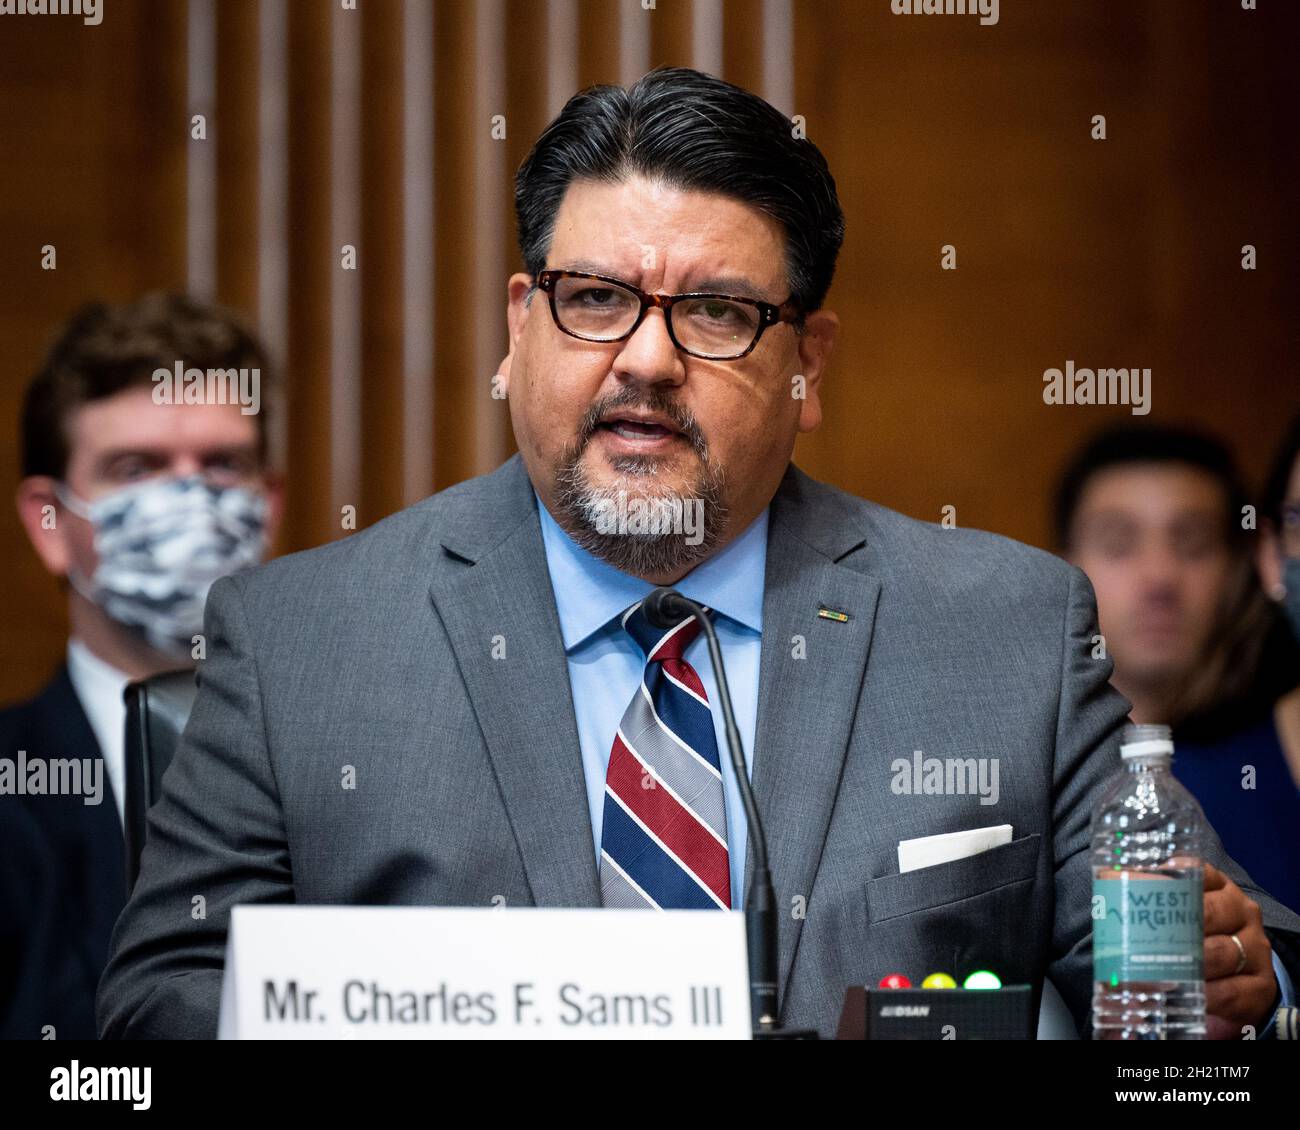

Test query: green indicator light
[963,971,1001,990]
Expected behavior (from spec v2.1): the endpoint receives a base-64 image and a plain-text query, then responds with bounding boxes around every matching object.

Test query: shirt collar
[536,490,767,651]
[66,636,132,702]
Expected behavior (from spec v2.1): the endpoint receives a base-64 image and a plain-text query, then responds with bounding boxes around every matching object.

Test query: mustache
[572,389,708,459]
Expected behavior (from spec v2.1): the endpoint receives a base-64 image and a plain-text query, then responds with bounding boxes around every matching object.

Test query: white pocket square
[897,824,1013,874]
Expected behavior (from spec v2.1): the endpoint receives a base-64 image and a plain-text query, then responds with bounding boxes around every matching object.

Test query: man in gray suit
[98,66,1298,1040]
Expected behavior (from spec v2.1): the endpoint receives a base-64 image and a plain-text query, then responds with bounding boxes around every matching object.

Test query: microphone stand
[643,587,817,1039]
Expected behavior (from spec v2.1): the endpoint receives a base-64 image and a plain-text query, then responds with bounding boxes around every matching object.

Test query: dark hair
[1261,411,1300,529]
[1054,423,1298,735]
[1053,424,1247,552]
[514,66,844,323]
[21,291,272,479]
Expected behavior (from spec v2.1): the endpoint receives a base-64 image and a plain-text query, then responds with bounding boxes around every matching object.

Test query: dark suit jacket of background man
[1,668,125,1039]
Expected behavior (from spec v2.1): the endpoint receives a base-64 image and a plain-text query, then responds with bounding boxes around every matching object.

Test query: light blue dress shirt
[537,492,766,910]
[533,492,1295,1030]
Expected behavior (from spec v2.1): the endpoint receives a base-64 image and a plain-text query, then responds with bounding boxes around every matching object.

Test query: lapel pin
[817,605,850,623]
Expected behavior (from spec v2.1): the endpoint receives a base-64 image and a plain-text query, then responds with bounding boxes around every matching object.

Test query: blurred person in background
[0,293,282,1038]
[1057,423,1300,914]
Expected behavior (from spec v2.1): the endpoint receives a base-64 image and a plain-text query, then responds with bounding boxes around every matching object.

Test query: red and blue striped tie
[599,600,731,910]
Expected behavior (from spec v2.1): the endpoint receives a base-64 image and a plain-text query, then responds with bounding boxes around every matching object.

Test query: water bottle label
[1093,875,1203,984]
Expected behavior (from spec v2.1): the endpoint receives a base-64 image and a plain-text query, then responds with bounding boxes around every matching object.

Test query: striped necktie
[599,599,731,910]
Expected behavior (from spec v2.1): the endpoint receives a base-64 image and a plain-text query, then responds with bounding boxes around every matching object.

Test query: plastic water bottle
[1091,723,1207,1039]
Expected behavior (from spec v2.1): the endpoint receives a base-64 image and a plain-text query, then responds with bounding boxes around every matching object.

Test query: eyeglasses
[533,269,803,361]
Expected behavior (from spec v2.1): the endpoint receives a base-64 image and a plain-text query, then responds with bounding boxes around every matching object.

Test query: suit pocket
[866,832,1042,924]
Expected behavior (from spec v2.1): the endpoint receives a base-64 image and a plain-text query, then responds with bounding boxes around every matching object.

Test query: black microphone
[643,587,811,1038]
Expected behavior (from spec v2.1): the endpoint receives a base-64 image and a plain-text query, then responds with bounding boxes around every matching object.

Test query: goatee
[551,391,729,578]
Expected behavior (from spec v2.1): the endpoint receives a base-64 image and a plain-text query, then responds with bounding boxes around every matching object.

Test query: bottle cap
[1120,722,1173,760]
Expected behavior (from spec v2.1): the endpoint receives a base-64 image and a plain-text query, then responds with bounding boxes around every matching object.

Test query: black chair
[122,669,199,894]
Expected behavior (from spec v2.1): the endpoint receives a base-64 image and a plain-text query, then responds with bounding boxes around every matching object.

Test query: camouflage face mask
[55,474,268,657]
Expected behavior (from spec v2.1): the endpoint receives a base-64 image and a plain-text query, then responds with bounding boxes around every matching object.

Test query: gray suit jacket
[97,455,1300,1038]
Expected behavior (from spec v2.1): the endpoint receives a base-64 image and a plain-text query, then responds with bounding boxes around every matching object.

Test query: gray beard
[552,450,729,578]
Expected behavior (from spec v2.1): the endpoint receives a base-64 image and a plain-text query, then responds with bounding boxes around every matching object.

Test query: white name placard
[217,906,751,1039]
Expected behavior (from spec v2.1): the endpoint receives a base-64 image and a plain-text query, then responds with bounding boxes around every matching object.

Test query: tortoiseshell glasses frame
[533,268,804,361]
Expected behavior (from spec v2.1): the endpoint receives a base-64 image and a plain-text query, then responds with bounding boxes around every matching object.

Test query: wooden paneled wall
[1,0,1296,701]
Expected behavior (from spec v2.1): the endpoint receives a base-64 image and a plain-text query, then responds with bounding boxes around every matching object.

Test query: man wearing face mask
[0,293,281,1039]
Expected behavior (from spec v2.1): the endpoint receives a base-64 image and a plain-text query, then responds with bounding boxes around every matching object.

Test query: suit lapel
[427,455,882,976]
[428,457,601,908]
[748,465,881,1011]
